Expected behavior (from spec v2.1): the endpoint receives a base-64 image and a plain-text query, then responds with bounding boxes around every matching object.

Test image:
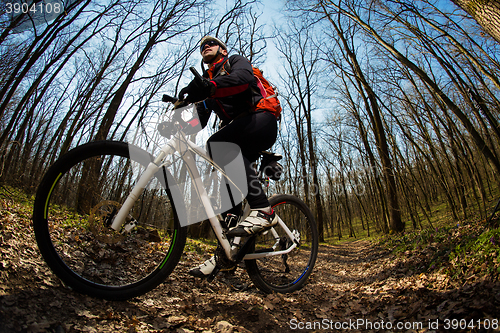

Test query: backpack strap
[224,60,231,73]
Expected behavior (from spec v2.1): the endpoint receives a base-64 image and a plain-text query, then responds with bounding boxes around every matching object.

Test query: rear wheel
[245,194,318,293]
[33,141,187,300]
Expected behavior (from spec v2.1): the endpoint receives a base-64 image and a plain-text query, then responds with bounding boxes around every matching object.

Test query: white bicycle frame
[110,106,298,262]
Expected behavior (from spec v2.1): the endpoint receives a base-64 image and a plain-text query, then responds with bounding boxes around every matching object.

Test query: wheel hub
[89,200,125,244]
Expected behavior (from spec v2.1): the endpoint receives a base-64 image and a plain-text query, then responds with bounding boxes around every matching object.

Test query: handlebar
[159,94,192,138]
[162,94,177,103]
[157,67,205,138]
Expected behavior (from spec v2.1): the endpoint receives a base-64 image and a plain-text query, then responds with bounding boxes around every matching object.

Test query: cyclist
[178,36,278,278]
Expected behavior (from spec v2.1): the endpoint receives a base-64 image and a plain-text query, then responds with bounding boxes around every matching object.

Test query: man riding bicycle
[178,36,279,278]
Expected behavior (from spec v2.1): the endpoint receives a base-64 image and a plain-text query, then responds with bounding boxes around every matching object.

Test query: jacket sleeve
[210,55,255,98]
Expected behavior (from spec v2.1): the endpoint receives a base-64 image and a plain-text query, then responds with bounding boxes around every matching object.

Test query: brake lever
[162,93,190,110]
[173,99,189,110]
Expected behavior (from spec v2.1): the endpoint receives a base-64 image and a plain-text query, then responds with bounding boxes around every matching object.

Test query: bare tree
[275,22,326,240]
[94,0,202,141]
[320,2,404,232]
[325,0,500,176]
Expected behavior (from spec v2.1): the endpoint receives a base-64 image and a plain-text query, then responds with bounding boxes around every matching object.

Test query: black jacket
[196,54,263,128]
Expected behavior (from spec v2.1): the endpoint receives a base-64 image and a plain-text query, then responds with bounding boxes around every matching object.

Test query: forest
[1,0,500,239]
[1,0,500,331]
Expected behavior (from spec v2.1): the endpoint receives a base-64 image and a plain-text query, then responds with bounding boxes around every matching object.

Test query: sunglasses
[200,40,220,52]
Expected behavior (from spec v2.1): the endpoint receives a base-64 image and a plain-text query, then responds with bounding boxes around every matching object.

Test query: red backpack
[219,60,282,120]
[252,67,282,120]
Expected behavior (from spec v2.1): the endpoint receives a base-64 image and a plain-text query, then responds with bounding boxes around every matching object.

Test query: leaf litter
[1,195,500,332]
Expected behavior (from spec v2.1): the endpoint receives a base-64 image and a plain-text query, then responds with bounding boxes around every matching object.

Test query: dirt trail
[1,203,499,332]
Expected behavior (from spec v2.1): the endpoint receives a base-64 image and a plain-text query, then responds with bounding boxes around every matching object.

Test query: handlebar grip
[162,94,178,103]
[189,67,208,87]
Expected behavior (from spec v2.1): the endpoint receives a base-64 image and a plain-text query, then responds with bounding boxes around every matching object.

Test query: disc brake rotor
[89,200,125,244]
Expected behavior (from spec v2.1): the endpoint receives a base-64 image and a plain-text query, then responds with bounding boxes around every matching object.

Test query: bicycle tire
[245,194,318,293]
[33,141,187,300]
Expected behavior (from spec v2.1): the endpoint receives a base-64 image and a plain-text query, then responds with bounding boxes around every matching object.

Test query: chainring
[214,244,236,270]
[89,200,125,244]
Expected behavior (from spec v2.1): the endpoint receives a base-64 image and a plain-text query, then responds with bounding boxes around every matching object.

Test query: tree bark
[451,0,500,44]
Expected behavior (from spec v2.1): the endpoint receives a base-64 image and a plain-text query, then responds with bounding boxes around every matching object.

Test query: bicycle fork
[110,161,161,232]
[110,140,176,233]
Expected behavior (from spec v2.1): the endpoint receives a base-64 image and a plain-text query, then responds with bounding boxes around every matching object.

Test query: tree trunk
[451,0,500,44]
[329,0,500,178]
[322,5,404,232]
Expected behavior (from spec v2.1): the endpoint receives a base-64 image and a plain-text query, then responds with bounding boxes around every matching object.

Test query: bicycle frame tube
[110,127,299,260]
[242,215,298,259]
[110,135,177,231]
[110,161,161,231]
[175,136,235,259]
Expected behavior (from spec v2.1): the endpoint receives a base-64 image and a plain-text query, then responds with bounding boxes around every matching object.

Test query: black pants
[207,112,277,210]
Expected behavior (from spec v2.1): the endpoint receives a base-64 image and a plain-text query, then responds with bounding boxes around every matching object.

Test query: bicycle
[32,70,318,300]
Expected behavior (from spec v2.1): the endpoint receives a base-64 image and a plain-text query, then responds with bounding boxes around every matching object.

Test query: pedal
[206,266,220,283]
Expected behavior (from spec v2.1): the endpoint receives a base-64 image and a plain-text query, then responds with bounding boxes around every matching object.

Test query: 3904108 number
[5,1,62,15]
[443,318,498,330]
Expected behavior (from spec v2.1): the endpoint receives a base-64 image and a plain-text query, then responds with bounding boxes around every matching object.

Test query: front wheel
[33,141,187,300]
[245,194,318,293]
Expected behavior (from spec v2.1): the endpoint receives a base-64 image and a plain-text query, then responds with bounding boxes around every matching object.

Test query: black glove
[179,78,215,103]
